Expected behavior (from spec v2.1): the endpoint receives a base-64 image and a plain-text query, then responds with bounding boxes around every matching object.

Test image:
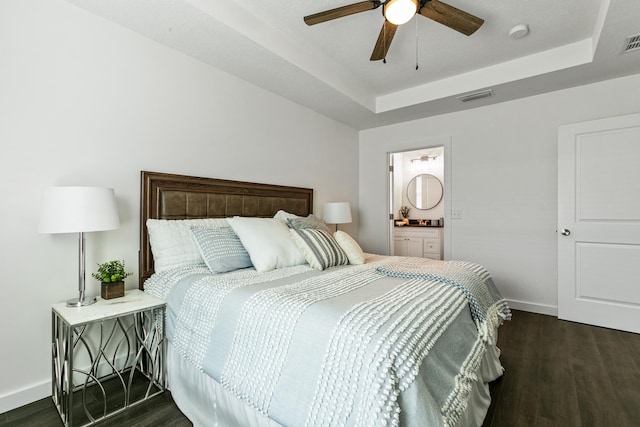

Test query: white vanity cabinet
[394,235,424,258]
[394,227,443,260]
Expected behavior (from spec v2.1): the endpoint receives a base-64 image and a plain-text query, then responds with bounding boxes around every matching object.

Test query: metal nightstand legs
[51,307,165,427]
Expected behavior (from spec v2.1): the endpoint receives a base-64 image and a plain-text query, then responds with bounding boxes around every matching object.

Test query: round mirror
[407,174,443,210]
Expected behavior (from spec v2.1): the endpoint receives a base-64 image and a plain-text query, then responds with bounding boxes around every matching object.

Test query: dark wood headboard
[139,171,314,288]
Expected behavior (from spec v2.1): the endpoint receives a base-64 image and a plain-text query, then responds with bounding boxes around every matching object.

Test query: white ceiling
[65,0,640,130]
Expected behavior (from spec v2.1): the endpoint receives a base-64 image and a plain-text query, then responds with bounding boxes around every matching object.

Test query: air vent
[457,89,494,103]
[623,34,640,53]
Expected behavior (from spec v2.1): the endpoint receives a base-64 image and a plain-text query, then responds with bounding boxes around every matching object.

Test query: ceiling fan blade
[304,1,378,26]
[370,20,398,61]
[419,0,484,36]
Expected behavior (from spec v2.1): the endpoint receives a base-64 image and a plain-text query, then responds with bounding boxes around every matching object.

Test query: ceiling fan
[304,0,484,61]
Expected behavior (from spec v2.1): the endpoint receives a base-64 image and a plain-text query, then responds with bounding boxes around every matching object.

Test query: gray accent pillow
[190,226,253,274]
[287,214,331,233]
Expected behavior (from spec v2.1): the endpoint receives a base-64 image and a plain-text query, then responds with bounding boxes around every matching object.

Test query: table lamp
[323,202,352,232]
[39,186,120,307]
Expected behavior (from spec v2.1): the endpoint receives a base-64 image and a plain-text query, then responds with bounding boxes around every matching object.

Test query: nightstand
[51,289,166,427]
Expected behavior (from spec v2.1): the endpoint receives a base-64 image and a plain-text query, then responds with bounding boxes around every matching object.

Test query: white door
[558,113,640,334]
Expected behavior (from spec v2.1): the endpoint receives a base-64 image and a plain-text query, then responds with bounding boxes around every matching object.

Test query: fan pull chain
[415,17,419,70]
[383,20,387,64]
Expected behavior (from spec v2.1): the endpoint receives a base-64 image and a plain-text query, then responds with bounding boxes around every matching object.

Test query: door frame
[387,138,452,259]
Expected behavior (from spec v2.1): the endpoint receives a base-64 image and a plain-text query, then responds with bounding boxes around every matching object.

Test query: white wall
[359,73,640,316]
[0,0,358,412]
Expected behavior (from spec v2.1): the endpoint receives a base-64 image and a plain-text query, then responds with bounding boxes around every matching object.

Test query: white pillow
[334,231,366,265]
[227,217,306,272]
[147,218,229,271]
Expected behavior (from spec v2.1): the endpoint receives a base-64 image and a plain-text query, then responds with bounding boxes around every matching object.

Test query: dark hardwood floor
[0,389,191,427]
[483,310,640,427]
[2,310,639,426]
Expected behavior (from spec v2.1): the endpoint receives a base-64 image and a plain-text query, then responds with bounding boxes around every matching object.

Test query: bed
[139,171,510,427]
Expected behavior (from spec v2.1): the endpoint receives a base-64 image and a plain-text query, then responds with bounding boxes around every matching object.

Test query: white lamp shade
[323,202,352,225]
[39,186,120,234]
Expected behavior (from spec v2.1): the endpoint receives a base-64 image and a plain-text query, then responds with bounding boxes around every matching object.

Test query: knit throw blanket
[376,257,512,342]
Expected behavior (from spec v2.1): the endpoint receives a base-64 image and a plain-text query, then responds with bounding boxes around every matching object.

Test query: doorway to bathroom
[388,145,449,259]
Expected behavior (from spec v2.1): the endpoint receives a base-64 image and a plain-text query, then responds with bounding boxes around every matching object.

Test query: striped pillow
[290,228,348,270]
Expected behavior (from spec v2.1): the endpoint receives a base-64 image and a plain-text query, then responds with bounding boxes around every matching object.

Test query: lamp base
[66,296,97,307]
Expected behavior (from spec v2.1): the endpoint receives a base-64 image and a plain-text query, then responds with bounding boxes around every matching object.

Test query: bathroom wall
[392,146,445,220]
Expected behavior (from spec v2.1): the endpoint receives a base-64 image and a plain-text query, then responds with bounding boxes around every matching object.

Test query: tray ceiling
[65,0,640,129]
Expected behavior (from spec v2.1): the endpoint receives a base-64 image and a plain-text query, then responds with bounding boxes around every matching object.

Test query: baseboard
[0,352,136,414]
[0,380,50,415]
[507,299,558,316]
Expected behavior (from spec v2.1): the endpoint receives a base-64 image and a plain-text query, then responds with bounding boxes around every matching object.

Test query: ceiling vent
[457,89,494,103]
[623,34,640,53]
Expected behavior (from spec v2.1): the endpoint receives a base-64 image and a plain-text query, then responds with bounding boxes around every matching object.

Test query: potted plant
[399,206,411,222]
[92,260,132,300]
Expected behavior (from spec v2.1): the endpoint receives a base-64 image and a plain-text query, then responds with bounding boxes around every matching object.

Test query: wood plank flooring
[483,310,640,427]
[2,310,639,426]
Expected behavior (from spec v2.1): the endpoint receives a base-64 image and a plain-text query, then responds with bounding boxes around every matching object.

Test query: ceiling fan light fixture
[384,0,418,25]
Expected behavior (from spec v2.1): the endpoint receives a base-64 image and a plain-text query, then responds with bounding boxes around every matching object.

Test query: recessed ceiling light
[509,24,529,39]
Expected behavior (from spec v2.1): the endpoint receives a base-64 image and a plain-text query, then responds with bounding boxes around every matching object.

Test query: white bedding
[145,255,509,426]
[165,337,503,427]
